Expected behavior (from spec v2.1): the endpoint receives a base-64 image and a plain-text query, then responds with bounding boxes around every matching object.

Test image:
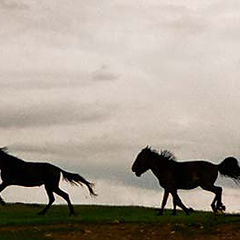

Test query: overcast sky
[0,0,240,212]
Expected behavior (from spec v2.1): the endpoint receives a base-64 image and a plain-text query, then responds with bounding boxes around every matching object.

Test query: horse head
[132,146,153,177]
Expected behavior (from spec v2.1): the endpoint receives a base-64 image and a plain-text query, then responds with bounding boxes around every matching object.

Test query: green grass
[0,203,239,226]
[0,204,239,240]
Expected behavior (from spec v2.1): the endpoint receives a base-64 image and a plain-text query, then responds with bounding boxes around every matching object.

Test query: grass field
[0,203,239,240]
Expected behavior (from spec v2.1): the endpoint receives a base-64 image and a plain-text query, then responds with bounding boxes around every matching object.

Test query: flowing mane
[0,147,24,163]
[147,148,177,161]
[159,149,177,161]
[0,147,8,153]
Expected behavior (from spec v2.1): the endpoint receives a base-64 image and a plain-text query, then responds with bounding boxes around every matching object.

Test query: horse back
[174,161,218,189]
[1,161,61,187]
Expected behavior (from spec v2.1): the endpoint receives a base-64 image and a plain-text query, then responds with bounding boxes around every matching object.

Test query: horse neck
[149,153,173,175]
[0,157,8,169]
[0,153,23,169]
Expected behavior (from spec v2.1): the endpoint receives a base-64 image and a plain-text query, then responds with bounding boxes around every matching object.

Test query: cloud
[0,0,28,10]
[92,65,119,82]
[0,102,113,128]
[7,140,154,189]
[0,73,86,90]
[1,0,240,211]
[8,141,239,192]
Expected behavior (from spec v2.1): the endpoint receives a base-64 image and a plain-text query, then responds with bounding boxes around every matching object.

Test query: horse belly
[178,182,199,190]
[176,172,201,189]
[15,179,44,187]
[2,168,45,187]
[10,175,45,187]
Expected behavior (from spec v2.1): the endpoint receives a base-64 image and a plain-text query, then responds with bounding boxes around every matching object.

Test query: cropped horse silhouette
[132,146,240,215]
[0,147,97,215]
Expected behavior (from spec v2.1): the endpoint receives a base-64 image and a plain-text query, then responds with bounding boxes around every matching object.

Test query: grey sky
[0,0,240,211]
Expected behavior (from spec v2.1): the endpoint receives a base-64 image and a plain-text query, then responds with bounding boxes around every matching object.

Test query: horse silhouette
[132,146,240,215]
[0,147,97,215]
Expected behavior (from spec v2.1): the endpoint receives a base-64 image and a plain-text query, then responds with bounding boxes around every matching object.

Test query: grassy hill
[0,204,239,240]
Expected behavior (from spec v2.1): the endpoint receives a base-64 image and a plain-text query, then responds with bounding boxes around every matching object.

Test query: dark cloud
[92,65,119,82]
[0,72,89,90]
[0,0,28,10]
[9,141,159,190]
[0,102,114,128]
[10,142,238,191]
[0,67,119,90]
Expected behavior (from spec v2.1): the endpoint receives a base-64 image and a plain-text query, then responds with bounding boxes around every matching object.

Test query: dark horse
[132,146,240,215]
[0,147,97,215]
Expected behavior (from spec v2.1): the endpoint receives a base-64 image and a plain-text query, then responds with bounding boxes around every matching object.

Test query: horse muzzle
[135,172,142,177]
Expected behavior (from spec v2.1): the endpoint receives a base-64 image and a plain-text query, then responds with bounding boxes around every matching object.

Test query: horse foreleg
[38,186,55,215]
[171,191,189,215]
[157,190,169,215]
[0,182,8,206]
[172,197,177,215]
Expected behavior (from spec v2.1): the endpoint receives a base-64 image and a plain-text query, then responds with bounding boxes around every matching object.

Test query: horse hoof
[221,205,226,211]
[216,209,225,215]
[188,208,194,213]
[0,201,6,206]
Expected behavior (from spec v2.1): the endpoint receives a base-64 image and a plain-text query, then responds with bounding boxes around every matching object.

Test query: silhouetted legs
[172,197,177,215]
[0,182,8,206]
[38,186,55,215]
[201,184,225,212]
[157,190,169,215]
[171,190,189,215]
[54,188,74,215]
[157,189,194,216]
[171,195,194,215]
[39,185,74,215]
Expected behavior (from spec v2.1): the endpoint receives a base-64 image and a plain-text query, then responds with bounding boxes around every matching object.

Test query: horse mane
[0,147,24,163]
[159,149,177,161]
[143,147,177,162]
[0,147,8,153]
[147,148,177,162]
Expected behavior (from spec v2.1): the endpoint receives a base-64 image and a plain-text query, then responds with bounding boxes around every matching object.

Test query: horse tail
[61,170,97,197]
[218,157,240,184]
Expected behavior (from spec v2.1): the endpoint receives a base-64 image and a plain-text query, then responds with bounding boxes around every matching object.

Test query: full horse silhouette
[0,147,97,215]
[132,146,240,215]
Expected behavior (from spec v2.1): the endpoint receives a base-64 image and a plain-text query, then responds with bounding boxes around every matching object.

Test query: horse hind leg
[54,187,74,216]
[215,186,226,211]
[201,185,225,213]
[38,186,55,215]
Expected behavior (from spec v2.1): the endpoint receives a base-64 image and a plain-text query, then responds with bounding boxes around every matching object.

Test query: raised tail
[61,170,97,197]
[218,157,240,184]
